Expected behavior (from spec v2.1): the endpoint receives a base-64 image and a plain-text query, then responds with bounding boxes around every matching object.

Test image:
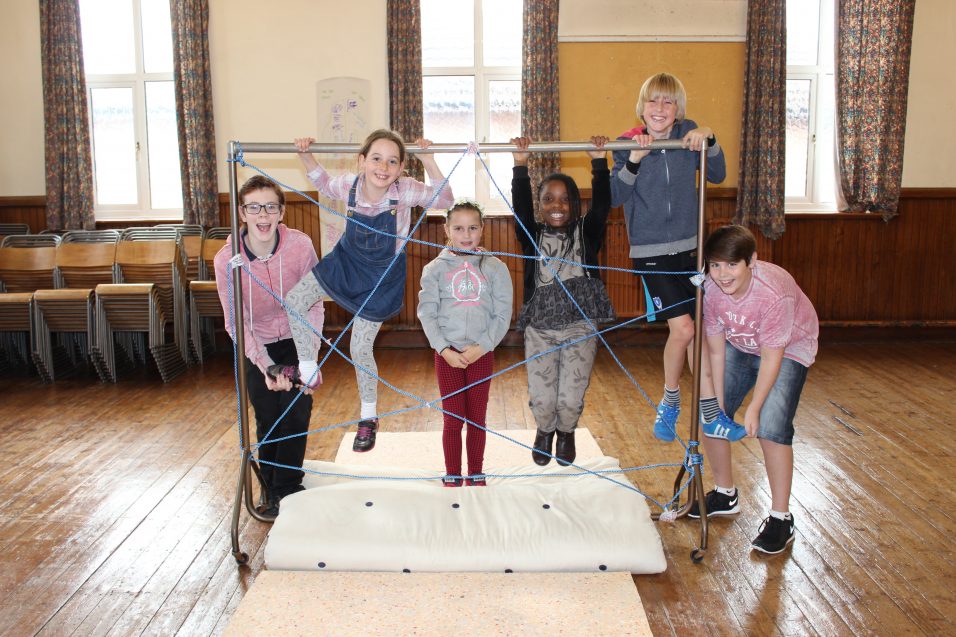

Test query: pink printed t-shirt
[703,260,819,367]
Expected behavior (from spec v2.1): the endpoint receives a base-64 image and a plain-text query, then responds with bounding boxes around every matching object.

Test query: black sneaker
[751,515,796,554]
[687,488,741,519]
[352,419,378,452]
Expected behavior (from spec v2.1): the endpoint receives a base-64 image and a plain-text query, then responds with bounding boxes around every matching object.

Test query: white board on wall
[315,77,371,258]
[558,0,747,42]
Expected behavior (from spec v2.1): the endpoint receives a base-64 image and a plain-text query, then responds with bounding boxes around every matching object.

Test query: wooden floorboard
[0,339,954,636]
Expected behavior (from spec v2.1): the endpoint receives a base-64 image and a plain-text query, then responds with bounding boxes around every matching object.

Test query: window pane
[814,74,836,204]
[80,0,135,74]
[486,80,520,202]
[422,0,474,67]
[145,82,182,209]
[787,1,821,65]
[482,0,521,66]
[141,0,174,73]
[424,76,476,199]
[785,80,811,198]
[90,88,137,205]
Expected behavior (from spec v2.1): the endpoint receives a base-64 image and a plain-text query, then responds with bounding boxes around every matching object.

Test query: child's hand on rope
[510,136,532,166]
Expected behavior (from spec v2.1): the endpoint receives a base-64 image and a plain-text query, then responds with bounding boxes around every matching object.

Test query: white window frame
[421,0,521,213]
[83,0,182,221]
[785,0,836,213]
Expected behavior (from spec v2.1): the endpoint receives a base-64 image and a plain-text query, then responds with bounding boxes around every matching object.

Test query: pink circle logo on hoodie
[448,262,485,306]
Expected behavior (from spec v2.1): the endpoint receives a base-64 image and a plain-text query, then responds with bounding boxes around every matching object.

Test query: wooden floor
[1,337,955,636]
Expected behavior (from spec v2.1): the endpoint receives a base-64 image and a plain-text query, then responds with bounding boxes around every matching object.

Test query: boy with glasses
[215,175,323,519]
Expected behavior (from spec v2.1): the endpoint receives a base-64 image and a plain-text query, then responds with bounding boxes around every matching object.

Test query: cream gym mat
[224,570,653,637]
[264,428,666,574]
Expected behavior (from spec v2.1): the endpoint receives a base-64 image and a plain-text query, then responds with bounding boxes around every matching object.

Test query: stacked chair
[156,223,204,281]
[0,223,30,245]
[31,230,119,382]
[0,234,59,372]
[188,227,230,363]
[92,227,189,382]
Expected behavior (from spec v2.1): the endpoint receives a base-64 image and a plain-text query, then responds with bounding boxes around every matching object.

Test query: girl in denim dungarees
[274,130,453,453]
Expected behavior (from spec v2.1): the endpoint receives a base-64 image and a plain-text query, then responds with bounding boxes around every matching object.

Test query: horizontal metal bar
[230,139,695,155]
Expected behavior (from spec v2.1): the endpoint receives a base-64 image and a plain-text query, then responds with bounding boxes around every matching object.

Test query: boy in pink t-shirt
[691,225,819,555]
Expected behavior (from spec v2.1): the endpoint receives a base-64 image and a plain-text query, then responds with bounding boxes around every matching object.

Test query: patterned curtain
[735,0,787,239]
[387,0,424,181]
[171,0,218,227]
[39,0,95,230]
[522,0,560,189]
[836,0,915,220]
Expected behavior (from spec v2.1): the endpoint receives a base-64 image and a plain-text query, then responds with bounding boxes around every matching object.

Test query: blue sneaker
[702,410,747,442]
[653,402,680,441]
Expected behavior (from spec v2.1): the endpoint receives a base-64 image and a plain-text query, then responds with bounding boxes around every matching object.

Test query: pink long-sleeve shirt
[214,224,324,373]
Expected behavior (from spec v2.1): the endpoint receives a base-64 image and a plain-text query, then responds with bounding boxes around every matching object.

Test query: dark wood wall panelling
[4,189,954,326]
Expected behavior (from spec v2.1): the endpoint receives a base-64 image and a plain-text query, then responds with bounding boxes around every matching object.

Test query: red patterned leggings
[434,350,494,477]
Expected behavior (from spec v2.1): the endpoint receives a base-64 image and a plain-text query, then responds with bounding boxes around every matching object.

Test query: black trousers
[245,338,312,500]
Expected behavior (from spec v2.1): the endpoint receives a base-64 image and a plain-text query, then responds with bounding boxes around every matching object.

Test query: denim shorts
[722,343,809,446]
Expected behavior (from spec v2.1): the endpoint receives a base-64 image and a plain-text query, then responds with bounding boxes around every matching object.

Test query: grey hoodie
[417,248,514,354]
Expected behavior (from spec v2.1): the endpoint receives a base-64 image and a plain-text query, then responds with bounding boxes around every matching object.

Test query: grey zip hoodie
[417,248,513,354]
[610,119,726,258]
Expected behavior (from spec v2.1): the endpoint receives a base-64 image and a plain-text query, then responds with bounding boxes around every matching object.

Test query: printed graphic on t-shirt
[717,310,759,352]
[446,262,486,307]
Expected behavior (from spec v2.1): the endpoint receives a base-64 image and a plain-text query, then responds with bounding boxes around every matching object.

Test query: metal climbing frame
[226,139,714,564]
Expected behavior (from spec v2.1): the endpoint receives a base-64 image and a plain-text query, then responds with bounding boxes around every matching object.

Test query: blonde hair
[636,73,687,123]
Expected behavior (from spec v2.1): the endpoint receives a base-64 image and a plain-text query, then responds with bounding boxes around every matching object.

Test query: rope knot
[466,141,480,156]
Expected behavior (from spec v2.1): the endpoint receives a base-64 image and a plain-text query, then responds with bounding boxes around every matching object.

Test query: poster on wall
[316,77,370,259]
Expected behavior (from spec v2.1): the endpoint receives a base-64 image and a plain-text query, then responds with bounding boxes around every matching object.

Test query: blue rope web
[226,144,705,514]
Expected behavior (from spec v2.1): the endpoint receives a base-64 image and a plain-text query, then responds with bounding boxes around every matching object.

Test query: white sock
[298,360,318,383]
[770,509,791,520]
[360,401,377,420]
[716,485,736,496]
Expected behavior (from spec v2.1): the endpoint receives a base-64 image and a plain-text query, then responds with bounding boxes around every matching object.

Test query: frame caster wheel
[234,551,249,565]
[691,548,706,563]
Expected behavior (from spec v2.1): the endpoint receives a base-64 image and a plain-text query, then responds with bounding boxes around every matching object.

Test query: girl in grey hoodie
[417,201,513,486]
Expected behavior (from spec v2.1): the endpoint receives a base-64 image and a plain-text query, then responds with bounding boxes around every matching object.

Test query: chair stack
[188,227,230,364]
[0,223,29,246]
[31,230,119,382]
[0,235,59,371]
[92,228,189,383]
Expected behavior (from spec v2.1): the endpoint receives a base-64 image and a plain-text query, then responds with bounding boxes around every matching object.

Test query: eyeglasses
[241,203,283,215]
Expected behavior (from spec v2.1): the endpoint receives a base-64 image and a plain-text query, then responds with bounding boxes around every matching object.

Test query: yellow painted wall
[559,42,745,187]
[0,0,44,196]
